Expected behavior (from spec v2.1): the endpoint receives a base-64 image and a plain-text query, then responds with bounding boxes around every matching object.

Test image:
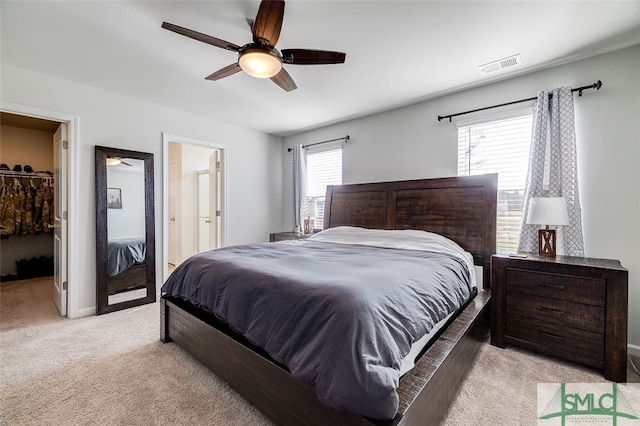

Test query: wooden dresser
[491,253,628,382]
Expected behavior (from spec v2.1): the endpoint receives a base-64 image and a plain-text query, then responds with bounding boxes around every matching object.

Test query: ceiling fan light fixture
[239,48,282,78]
[106,157,122,166]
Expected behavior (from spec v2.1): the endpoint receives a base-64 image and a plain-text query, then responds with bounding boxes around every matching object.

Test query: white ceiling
[2,1,639,136]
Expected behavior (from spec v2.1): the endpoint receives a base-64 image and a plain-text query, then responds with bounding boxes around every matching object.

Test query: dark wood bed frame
[108,263,147,295]
[161,174,498,425]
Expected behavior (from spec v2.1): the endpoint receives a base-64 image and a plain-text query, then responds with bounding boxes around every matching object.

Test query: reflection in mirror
[106,157,145,304]
[95,146,155,314]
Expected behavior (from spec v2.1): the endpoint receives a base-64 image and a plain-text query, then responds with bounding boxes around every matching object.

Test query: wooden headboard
[323,174,498,287]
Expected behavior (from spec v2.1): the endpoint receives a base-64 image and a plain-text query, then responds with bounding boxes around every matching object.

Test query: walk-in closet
[0,112,59,283]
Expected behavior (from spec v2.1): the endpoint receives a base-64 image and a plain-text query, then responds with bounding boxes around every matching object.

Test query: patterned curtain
[518,87,584,256]
[291,144,307,228]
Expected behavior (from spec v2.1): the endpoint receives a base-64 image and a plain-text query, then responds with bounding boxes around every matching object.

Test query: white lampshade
[526,197,569,226]
[300,201,318,218]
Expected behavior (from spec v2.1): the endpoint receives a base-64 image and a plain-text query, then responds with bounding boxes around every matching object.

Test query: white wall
[1,63,283,317]
[0,124,55,172]
[282,45,640,351]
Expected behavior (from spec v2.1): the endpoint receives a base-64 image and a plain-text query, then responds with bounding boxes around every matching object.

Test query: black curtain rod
[287,135,350,152]
[437,80,603,123]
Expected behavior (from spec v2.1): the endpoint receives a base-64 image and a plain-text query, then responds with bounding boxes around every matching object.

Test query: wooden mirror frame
[95,146,156,314]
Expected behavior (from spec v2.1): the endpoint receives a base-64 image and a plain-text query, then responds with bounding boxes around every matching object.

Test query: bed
[107,237,147,294]
[160,174,497,425]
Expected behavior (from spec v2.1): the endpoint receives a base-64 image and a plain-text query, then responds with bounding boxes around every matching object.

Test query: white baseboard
[70,306,96,319]
[629,343,640,357]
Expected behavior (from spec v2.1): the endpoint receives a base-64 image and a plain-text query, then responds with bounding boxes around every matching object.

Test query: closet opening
[0,111,70,317]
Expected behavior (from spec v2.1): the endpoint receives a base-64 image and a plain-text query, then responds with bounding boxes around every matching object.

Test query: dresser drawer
[506,293,604,333]
[506,315,604,362]
[505,268,605,306]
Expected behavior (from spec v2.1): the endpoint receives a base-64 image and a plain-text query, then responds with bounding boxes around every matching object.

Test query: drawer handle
[538,282,565,290]
[539,331,564,340]
[537,306,564,314]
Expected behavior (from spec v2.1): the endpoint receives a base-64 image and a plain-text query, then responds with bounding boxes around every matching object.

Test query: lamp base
[303,218,313,235]
[538,227,557,257]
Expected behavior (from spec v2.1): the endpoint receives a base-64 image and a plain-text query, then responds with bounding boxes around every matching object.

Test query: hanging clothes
[0,172,54,238]
[0,185,16,237]
[20,183,35,235]
[43,184,54,232]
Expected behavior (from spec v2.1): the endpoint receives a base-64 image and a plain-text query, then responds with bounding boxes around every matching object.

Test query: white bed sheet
[399,310,455,375]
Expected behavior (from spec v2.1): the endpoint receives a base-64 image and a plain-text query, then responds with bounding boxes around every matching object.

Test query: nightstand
[491,253,628,382]
[269,232,309,242]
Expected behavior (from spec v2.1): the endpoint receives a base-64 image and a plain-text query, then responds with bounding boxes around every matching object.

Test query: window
[306,147,342,230]
[457,113,533,252]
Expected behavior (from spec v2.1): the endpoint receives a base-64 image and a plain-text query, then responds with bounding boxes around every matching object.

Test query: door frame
[0,102,79,318]
[162,133,227,282]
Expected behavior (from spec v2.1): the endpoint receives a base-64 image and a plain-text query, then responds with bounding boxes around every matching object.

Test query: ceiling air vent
[479,54,521,74]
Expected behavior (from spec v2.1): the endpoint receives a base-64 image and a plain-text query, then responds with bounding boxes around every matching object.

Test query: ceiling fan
[161,0,346,92]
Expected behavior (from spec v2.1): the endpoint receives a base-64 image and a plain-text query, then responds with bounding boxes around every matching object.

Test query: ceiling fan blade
[121,160,133,167]
[252,0,285,47]
[270,68,297,92]
[282,49,346,65]
[162,22,240,52]
[205,63,242,81]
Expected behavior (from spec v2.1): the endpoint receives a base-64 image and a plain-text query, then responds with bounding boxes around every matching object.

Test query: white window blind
[457,114,533,252]
[306,147,342,230]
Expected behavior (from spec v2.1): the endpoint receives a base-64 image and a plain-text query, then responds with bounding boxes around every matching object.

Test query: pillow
[308,226,476,287]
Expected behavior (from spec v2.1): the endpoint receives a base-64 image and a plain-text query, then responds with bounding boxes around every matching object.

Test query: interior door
[53,123,68,316]
[168,161,177,265]
[196,171,211,253]
[208,151,221,250]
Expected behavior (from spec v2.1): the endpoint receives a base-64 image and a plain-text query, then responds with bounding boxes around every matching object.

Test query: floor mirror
[95,146,156,314]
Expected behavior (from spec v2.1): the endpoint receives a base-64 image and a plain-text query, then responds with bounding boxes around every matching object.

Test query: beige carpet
[1,278,638,425]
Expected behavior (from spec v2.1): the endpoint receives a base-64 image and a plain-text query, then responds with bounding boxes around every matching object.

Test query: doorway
[0,106,76,317]
[196,161,222,253]
[163,133,226,281]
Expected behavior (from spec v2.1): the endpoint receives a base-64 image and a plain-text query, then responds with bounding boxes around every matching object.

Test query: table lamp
[526,197,569,257]
[300,202,318,235]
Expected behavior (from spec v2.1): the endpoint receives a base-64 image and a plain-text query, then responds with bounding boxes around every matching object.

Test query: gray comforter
[107,238,146,276]
[161,240,472,420]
